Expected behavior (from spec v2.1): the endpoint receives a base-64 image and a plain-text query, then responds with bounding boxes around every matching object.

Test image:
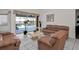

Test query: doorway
[76,9,79,39]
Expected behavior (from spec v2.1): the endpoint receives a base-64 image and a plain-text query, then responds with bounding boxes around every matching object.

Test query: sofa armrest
[15,39,21,47]
[0,32,14,36]
[13,36,21,47]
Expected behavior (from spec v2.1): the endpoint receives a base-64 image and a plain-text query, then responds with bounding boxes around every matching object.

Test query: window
[16,16,37,34]
[0,15,8,26]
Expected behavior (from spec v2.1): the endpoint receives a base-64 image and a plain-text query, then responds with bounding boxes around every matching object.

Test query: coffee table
[27,31,45,40]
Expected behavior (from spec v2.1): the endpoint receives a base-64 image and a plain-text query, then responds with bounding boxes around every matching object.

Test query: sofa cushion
[39,35,57,47]
[49,37,57,46]
[51,30,67,40]
[39,35,52,47]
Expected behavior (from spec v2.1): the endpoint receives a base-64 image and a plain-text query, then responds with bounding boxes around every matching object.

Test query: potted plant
[23,20,29,35]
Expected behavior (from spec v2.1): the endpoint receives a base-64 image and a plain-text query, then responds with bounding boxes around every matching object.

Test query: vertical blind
[0,15,8,26]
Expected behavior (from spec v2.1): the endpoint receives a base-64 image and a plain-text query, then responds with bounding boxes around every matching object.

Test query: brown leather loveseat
[0,32,21,50]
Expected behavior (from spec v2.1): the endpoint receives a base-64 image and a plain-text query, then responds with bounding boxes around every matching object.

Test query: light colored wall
[0,9,11,32]
[39,9,75,39]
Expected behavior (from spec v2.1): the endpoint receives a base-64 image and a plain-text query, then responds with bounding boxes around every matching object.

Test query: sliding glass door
[16,16,37,34]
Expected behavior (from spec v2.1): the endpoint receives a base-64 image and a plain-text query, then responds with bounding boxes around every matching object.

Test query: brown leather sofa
[42,25,69,34]
[0,32,21,50]
[38,25,69,50]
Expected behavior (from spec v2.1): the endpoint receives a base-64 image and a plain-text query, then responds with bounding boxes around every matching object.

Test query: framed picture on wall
[46,14,54,22]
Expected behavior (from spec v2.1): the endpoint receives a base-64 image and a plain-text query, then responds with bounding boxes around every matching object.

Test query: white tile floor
[17,34,38,50]
[17,34,79,50]
[64,38,75,50]
[72,39,79,50]
[64,38,79,50]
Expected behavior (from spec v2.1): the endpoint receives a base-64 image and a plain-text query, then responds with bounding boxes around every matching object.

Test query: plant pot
[23,31,27,35]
